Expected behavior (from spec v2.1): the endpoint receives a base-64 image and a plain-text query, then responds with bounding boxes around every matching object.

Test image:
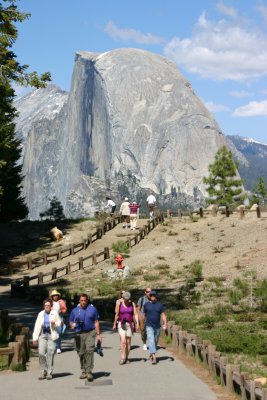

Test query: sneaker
[86,372,94,382]
[46,374,53,380]
[122,225,126,228]
[143,344,148,351]
[38,371,47,380]
[80,371,87,379]
[56,348,61,354]
[119,359,126,365]
[151,354,157,365]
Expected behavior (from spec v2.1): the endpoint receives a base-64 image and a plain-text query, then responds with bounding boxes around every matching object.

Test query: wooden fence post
[27,257,32,270]
[57,249,62,260]
[104,247,110,260]
[92,252,97,266]
[88,234,92,245]
[239,207,245,218]
[78,257,84,270]
[66,262,71,274]
[199,207,204,218]
[240,373,250,400]
[70,244,74,255]
[38,272,43,285]
[43,252,48,265]
[249,380,256,400]
[9,341,21,367]
[134,234,138,245]
[51,267,57,280]
[256,205,261,218]
[23,276,30,289]
[219,356,228,386]
[83,239,87,249]
[226,364,239,393]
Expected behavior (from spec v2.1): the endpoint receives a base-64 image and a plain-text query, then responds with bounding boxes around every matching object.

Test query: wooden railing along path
[11,214,164,293]
[0,310,30,370]
[163,321,267,400]
[7,214,123,275]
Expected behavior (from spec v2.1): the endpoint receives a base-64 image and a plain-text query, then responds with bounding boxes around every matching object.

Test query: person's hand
[112,323,117,331]
[69,322,76,329]
[135,324,140,332]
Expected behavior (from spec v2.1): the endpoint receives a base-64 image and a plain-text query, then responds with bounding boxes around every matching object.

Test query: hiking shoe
[119,359,126,365]
[86,372,94,382]
[38,371,47,380]
[46,374,53,380]
[80,371,87,379]
[151,354,157,365]
[143,344,148,351]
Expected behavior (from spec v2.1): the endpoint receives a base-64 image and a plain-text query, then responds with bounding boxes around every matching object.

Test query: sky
[11,0,267,144]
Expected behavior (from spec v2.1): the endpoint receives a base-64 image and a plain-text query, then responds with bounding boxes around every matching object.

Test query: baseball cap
[149,290,157,296]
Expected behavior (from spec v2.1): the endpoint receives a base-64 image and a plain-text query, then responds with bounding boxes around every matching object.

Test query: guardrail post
[9,341,21,367]
[88,234,92,245]
[127,239,132,249]
[43,252,48,265]
[239,208,245,218]
[92,252,97,265]
[66,262,71,274]
[226,364,240,393]
[23,276,30,289]
[51,267,57,280]
[240,373,249,400]
[104,247,110,260]
[79,257,84,270]
[249,380,256,400]
[256,205,261,218]
[207,344,216,373]
[38,272,43,284]
[70,244,74,255]
[57,249,62,260]
[27,257,32,270]
[199,207,204,218]
[134,234,138,245]
[219,356,228,386]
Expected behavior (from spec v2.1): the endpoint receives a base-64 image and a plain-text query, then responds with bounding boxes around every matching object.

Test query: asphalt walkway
[0,294,218,400]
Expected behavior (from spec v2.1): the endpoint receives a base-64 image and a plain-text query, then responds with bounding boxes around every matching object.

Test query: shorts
[148,204,155,211]
[118,321,132,337]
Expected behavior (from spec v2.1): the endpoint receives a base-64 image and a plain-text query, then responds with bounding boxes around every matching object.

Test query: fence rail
[163,321,267,400]
[0,310,30,370]
[10,214,164,295]
[7,214,123,274]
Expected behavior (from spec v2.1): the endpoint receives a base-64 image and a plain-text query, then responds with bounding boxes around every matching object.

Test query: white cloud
[233,100,267,116]
[104,21,165,45]
[216,1,237,18]
[164,11,267,82]
[204,100,230,112]
[230,90,252,98]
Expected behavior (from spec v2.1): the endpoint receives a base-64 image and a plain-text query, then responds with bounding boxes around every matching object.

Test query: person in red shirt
[128,201,140,230]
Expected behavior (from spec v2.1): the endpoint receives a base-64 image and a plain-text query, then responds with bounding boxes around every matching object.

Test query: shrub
[233,278,249,296]
[143,274,159,282]
[228,289,243,305]
[154,263,170,271]
[189,260,203,280]
[198,314,218,329]
[254,280,267,312]
[112,240,130,255]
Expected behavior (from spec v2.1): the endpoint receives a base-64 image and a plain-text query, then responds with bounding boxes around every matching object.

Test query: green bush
[112,240,130,255]
[198,314,218,329]
[197,324,267,356]
[233,278,249,296]
[143,274,159,282]
[154,263,170,271]
[228,289,243,305]
[254,280,267,312]
[189,260,203,280]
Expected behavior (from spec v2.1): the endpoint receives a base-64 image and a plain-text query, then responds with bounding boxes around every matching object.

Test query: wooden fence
[10,213,164,294]
[164,205,265,219]
[163,321,267,400]
[0,310,30,370]
[7,214,123,274]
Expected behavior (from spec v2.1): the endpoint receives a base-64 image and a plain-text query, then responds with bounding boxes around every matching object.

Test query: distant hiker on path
[69,294,102,382]
[50,289,67,354]
[32,298,62,380]
[141,290,167,365]
[113,291,139,365]
[146,191,157,219]
[119,197,130,228]
[104,197,116,214]
[137,287,152,351]
[128,201,140,230]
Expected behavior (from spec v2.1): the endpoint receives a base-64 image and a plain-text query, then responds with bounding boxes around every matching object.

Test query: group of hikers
[32,287,167,382]
[104,191,157,229]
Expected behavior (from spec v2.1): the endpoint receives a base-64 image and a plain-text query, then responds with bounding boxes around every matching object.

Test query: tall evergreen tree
[251,177,267,206]
[0,1,51,221]
[203,145,244,208]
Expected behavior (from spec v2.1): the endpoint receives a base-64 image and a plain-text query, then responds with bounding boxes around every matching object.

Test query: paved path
[0,294,217,400]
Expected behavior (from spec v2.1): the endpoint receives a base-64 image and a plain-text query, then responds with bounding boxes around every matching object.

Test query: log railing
[7,214,123,274]
[0,310,30,370]
[10,214,164,293]
[163,321,267,400]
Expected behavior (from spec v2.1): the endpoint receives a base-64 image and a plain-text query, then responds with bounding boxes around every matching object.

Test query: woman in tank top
[113,291,139,364]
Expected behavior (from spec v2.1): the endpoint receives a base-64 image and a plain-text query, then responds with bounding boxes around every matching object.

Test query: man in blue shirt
[141,290,167,365]
[69,294,102,382]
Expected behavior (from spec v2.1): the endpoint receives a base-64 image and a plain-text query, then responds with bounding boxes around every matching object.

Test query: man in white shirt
[105,197,116,214]
[146,192,156,219]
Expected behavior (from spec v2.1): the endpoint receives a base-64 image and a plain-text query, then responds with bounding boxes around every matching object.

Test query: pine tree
[0,1,51,221]
[40,197,65,221]
[251,177,267,206]
[203,146,244,209]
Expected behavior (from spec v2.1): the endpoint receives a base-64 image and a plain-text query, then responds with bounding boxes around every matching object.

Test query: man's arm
[161,311,167,328]
[95,320,102,342]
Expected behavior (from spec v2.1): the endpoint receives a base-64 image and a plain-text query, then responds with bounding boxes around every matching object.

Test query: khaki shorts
[118,321,132,337]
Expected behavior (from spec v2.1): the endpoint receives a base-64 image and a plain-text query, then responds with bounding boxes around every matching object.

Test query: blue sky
[12,0,267,143]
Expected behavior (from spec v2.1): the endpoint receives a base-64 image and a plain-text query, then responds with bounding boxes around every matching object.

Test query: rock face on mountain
[15,48,226,219]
